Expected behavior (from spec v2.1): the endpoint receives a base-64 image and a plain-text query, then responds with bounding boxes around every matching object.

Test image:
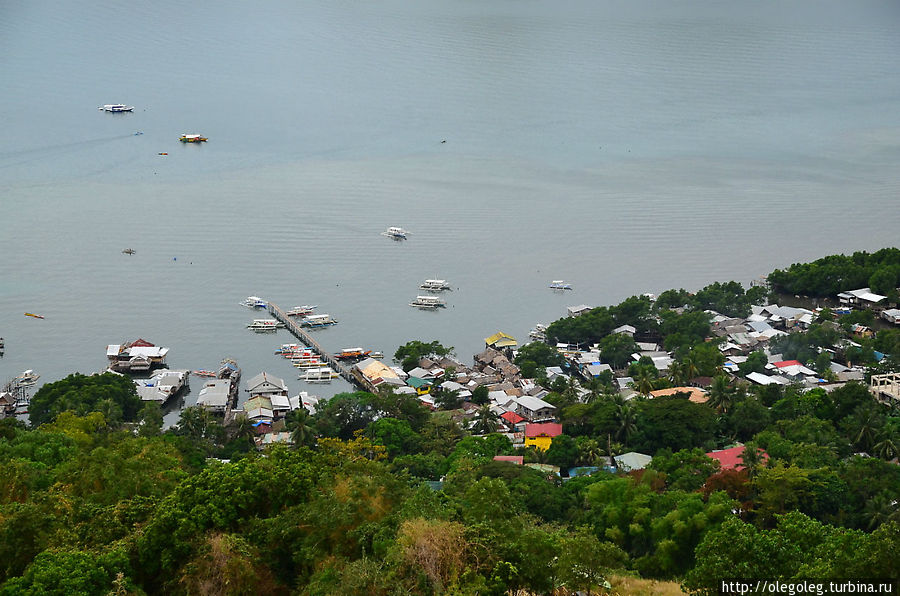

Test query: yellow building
[524,423,563,451]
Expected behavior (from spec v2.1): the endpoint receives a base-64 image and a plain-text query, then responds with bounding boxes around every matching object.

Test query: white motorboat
[15,370,40,386]
[409,295,446,309]
[300,314,338,328]
[381,226,410,240]
[285,305,317,316]
[549,280,573,290]
[300,367,339,383]
[420,279,452,291]
[240,296,267,308]
[99,104,134,112]
[247,319,283,331]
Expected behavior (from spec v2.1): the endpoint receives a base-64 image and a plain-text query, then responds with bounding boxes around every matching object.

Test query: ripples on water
[1,0,899,418]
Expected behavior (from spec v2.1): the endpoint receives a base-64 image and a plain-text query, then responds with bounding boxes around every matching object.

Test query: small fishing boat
[369,351,384,359]
[420,279,452,291]
[409,295,446,309]
[240,296,267,308]
[122,248,136,255]
[285,305,317,317]
[300,367,339,383]
[549,280,573,290]
[529,323,548,341]
[15,370,40,386]
[300,314,338,328]
[294,359,328,369]
[179,134,208,143]
[192,370,217,378]
[381,226,410,240]
[99,104,134,112]
[334,347,371,360]
[24,312,45,319]
[247,319,284,332]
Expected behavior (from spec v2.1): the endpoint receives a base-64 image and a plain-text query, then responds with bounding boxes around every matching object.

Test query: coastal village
[2,252,899,594]
[10,279,896,465]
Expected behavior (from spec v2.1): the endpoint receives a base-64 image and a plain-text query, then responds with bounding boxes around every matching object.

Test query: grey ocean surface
[1,0,899,423]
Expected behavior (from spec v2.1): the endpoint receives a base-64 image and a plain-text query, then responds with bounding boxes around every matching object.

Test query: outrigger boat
[334,348,371,360]
[247,319,284,332]
[409,295,446,309]
[24,312,45,319]
[549,280,573,290]
[179,134,208,143]
[240,296,267,308]
[99,104,134,112]
[192,370,217,378]
[381,226,410,240]
[300,367,339,383]
[122,248,136,255]
[15,370,40,386]
[285,305,317,317]
[420,279,452,291]
[300,314,338,328]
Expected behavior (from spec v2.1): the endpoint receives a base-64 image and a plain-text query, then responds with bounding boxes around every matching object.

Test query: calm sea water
[2,0,899,424]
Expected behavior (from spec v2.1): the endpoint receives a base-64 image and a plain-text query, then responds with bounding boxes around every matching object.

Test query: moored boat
[420,279,452,291]
[240,296,267,308]
[99,104,134,112]
[300,367,339,383]
[192,370,217,378]
[334,347,371,360]
[15,370,40,386]
[247,319,283,332]
[409,295,446,309]
[285,305,317,317]
[300,314,338,328]
[549,280,573,290]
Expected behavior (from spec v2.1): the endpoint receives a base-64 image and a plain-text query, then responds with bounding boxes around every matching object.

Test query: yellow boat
[179,134,208,143]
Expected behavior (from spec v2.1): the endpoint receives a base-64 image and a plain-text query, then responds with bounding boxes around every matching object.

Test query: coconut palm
[739,441,766,479]
[470,405,499,435]
[582,377,605,404]
[286,408,316,448]
[681,355,700,383]
[577,438,605,467]
[631,369,656,396]
[668,360,686,386]
[873,429,899,461]
[615,401,638,445]
[227,414,257,450]
[707,375,734,414]
[863,491,900,530]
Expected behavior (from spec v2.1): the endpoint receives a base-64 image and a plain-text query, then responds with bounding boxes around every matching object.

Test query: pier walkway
[266,302,361,388]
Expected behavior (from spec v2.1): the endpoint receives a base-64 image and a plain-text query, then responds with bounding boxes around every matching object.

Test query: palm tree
[615,402,638,445]
[582,377,605,404]
[863,491,900,530]
[470,405,499,435]
[707,375,734,414]
[632,369,655,396]
[873,429,899,461]
[227,414,256,450]
[739,441,766,479]
[577,438,604,467]
[562,376,582,404]
[681,355,700,383]
[668,360,686,386]
[286,408,316,448]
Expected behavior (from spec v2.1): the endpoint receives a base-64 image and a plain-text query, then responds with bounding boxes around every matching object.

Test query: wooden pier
[266,302,362,388]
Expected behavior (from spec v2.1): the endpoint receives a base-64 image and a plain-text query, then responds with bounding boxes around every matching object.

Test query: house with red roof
[493,455,524,465]
[524,422,563,451]
[706,445,768,471]
[500,410,525,429]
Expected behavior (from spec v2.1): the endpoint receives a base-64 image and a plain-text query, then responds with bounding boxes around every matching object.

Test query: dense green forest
[767,248,900,299]
[2,374,898,594]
